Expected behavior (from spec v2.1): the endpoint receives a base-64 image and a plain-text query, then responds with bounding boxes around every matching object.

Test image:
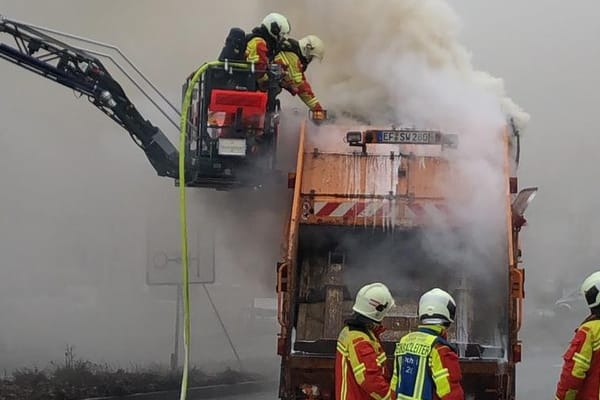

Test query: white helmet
[581,271,600,308]
[352,282,395,323]
[418,288,456,325]
[261,13,291,40]
[298,35,325,62]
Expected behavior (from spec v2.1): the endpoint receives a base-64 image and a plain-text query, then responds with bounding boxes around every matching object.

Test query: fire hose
[178,60,252,400]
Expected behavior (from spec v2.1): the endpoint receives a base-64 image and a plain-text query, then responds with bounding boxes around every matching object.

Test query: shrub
[0,346,260,400]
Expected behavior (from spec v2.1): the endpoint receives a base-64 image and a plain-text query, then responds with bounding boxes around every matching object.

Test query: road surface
[174,354,563,400]
[197,351,564,399]
[200,389,278,400]
[517,346,565,398]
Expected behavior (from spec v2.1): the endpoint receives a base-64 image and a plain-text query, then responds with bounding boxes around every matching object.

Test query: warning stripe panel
[311,200,454,225]
[313,201,387,218]
[346,202,367,218]
[329,202,355,217]
[315,202,340,217]
[358,202,383,218]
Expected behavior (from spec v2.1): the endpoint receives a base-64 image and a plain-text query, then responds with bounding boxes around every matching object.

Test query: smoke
[263,1,600,396]
[262,0,524,288]
[1,0,597,397]
[260,0,529,131]
[264,0,521,350]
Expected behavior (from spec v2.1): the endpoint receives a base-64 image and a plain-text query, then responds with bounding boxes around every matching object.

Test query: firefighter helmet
[581,271,600,308]
[352,282,395,322]
[261,13,291,40]
[418,288,456,325]
[298,35,325,62]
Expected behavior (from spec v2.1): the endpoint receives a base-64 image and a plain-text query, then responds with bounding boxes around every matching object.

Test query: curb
[84,380,277,400]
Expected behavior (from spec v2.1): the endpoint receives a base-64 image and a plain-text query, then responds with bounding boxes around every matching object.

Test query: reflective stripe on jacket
[555,316,600,400]
[335,325,392,400]
[273,50,319,110]
[391,325,464,400]
[245,37,269,85]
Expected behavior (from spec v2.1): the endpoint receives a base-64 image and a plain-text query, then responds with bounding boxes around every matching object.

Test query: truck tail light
[277,337,286,356]
[513,342,522,363]
[288,172,296,189]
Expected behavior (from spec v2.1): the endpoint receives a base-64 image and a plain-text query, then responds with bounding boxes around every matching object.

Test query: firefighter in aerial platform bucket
[218,12,291,68]
[211,13,291,135]
[245,12,291,90]
[335,282,395,400]
[555,270,600,400]
[391,288,464,400]
[274,35,325,113]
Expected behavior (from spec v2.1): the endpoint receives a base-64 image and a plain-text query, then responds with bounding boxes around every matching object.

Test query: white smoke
[260,0,527,349]
[260,0,529,131]
[262,0,520,250]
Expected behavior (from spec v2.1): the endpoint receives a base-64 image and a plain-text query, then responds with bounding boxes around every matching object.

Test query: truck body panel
[277,122,527,400]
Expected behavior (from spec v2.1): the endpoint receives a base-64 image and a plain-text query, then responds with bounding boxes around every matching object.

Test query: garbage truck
[275,121,536,400]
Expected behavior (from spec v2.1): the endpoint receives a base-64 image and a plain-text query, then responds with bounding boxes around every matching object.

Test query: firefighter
[390,288,464,400]
[245,12,291,89]
[335,282,395,400]
[555,270,600,400]
[274,35,325,112]
[209,13,290,135]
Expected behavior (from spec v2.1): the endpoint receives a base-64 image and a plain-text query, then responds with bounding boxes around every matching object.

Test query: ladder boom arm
[0,17,179,178]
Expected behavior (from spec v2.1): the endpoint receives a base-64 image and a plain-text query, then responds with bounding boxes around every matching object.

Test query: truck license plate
[378,130,435,144]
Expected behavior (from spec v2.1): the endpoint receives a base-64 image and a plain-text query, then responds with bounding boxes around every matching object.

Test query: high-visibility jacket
[335,323,392,400]
[244,26,276,88]
[390,325,464,400]
[273,49,321,111]
[245,37,269,71]
[555,315,600,400]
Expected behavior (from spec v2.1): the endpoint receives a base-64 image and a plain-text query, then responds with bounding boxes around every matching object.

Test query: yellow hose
[178,60,253,400]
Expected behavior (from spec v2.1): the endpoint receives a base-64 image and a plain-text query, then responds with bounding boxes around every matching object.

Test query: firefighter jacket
[335,321,392,400]
[273,40,321,111]
[555,315,600,400]
[390,325,464,400]
[245,26,277,88]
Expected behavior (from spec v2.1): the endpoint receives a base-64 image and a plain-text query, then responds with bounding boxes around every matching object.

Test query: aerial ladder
[0,14,305,399]
[0,15,287,190]
[0,16,181,178]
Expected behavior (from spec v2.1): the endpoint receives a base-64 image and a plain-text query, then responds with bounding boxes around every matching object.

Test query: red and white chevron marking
[312,201,453,223]
[313,201,389,218]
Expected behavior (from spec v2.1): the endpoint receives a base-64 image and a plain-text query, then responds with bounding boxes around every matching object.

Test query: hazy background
[0,0,286,375]
[0,0,598,398]
[449,1,600,397]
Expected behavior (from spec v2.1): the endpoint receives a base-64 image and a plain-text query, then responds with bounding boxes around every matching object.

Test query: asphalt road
[181,356,562,400]
[145,341,566,400]
[516,346,565,398]
[209,352,563,400]
[199,388,278,400]
[194,351,564,400]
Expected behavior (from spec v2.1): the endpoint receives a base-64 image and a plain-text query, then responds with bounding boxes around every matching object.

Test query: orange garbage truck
[276,120,536,400]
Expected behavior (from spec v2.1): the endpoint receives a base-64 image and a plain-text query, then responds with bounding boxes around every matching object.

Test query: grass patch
[0,346,261,400]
